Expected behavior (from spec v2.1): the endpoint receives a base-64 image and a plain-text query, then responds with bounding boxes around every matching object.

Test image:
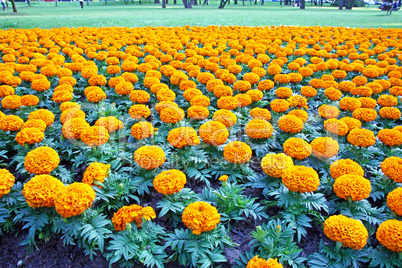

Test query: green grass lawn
[0,2,401,29]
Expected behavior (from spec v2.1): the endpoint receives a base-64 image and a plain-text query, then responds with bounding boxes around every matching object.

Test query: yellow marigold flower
[190,95,210,108]
[381,157,402,183]
[267,64,282,76]
[155,101,178,114]
[330,159,364,180]
[129,90,150,104]
[339,97,362,112]
[352,76,368,86]
[0,115,23,132]
[282,165,319,193]
[1,95,21,110]
[115,81,134,96]
[80,126,109,147]
[112,204,156,231]
[387,188,402,216]
[179,80,196,91]
[55,182,95,218]
[213,85,233,98]
[246,255,283,268]
[332,70,347,79]
[390,86,402,96]
[206,79,224,92]
[234,94,252,108]
[108,76,125,88]
[0,85,15,98]
[249,108,271,121]
[324,215,368,250]
[182,201,220,235]
[60,102,80,112]
[31,78,51,92]
[213,109,237,127]
[324,118,349,136]
[25,146,59,175]
[270,99,289,113]
[170,71,188,85]
[52,90,73,103]
[298,66,313,77]
[347,128,376,147]
[379,107,401,120]
[94,116,124,133]
[82,162,110,186]
[131,121,154,140]
[60,107,86,124]
[134,146,166,170]
[153,169,186,195]
[15,127,44,146]
[21,95,39,107]
[283,138,311,160]
[167,127,200,149]
[339,117,361,132]
[156,88,175,102]
[22,175,65,208]
[0,169,15,198]
[197,72,215,84]
[223,141,252,164]
[358,97,377,109]
[377,129,402,146]
[106,65,121,75]
[394,126,402,133]
[160,107,185,124]
[324,87,342,101]
[257,79,275,91]
[187,106,209,120]
[333,175,371,201]
[376,220,402,252]
[245,119,273,139]
[311,137,339,158]
[261,153,294,178]
[129,104,151,120]
[28,109,55,127]
[243,72,260,85]
[278,115,303,134]
[218,175,228,182]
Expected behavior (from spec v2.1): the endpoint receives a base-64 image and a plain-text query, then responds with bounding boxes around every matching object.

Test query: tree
[155,0,160,3]
[338,0,343,9]
[162,0,166,7]
[182,0,194,8]
[10,0,17,12]
[219,0,229,8]
[346,0,356,9]
[300,0,305,8]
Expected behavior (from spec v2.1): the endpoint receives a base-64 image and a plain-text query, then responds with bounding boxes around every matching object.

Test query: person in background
[1,0,5,12]
[79,0,84,8]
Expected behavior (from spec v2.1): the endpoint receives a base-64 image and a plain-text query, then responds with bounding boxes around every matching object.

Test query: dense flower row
[0,25,401,266]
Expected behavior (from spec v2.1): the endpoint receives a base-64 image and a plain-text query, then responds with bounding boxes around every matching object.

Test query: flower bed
[0,25,401,267]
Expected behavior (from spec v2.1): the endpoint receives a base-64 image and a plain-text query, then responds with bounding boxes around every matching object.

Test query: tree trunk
[27,0,31,6]
[174,0,177,4]
[183,0,193,7]
[219,0,229,8]
[261,0,264,4]
[234,0,237,3]
[155,0,160,3]
[338,0,343,9]
[347,0,355,9]
[162,0,166,6]
[243,0,245,5]
[10,0,17,12]
[87,0,89,5]
[285,0,289,5]
[300,0,305,8]
[193,0,197,5]
[255,0,257,4]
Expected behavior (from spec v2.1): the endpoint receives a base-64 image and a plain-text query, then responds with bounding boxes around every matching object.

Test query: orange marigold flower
[155,101,178,114]
[22,175,65,208]
[283,138,311,160]
[106,65,121,75]
[129,90,150,104]
[298,67,313,77]
[25,146,59,175]
[278,115,304,134]
[206,79,224,92]
[249,108,271,121]
[270,99,289,113]
[352,108,377,122]
[0,85,15,98]
[115,81,134,96]
[267,64,282,76]
[378,94,398,107]
[160,107,185,124]
[190,95,210,107]
[134,146,166,170]
[324,118,349,136]
[223,141,252,164]
[339,117,361,132]
[1,95,21,110]
[55,182,95,218]
[129,104,151,120]
[347,128,376,147]
[324,87,342,101]
[62,118,89,140]
[217,96,238,110]
[197,72,215,84]
[381,157,402,183]
[245,119,273,139]
[112,204,156,231]
[153,169,186,195]
[324,215,368,250]
[182,201,220,235]
[389,86,402,96]
[261,153,294,178]
[0,115,24,132]
[234,94,252,108]
[246,89,264,102]
[131,121,154,140]
[95,116,124,133]
[379,107,401,120]
[80,126,109,147]
[339,97,362,112]
[167,127,200,148]
[275,87,293,99]
[309,78,324,89]
[0,169,15,198]
[60,102,80,112]
[28,109,55,127]
[257,79,274,91]
[330,159,364,180]
[376,220,402,252]
[358,97,377,109]
[332,70,347,79]
[15,127,44,146]
[377,129,402,146]
[352,76,368,86]
[311,137,339,158]
[300,86,317,98]
[60,107,86,124]
[213,109,237,127]
[333,175,371,201]
[387,188,402,216]
[31,78,51,92]
[179,80,197,91]
[187,106,209,120]
[246,255,283,268]
[21,95,39,107]
[82,162,110,186]
[282,165,320,193]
